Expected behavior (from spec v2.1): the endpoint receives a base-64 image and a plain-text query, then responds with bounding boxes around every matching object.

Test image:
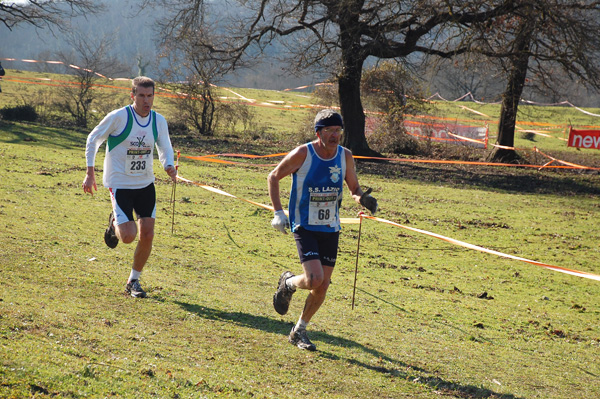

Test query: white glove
[271,210,290,234]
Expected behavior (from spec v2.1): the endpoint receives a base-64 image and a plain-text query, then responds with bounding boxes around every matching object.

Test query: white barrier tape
[360,216,600,282]
[175,172,599,282]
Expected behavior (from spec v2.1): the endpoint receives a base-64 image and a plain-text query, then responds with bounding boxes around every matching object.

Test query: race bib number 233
[126,148,151,176]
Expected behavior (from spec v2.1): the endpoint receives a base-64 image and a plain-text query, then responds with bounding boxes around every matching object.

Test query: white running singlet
[85,105,174,189]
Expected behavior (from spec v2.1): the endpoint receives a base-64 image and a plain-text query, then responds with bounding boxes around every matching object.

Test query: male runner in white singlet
[268,109,378,350]
[82,76,176,298]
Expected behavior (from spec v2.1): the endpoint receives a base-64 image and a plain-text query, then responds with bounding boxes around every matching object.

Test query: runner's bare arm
[344,149,363,203]
[344,149,378,213]
[82,166,97,196]
[267,145,307,211]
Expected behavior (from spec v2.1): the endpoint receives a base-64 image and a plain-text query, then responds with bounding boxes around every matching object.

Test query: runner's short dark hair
[132,76,155,94]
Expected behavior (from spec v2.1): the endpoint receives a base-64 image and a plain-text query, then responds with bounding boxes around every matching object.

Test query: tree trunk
[494,62,529,162]
[338,32,379,157]
[492,17,535,162]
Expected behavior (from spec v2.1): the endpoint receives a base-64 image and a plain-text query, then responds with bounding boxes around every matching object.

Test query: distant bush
[368,119,421,156]
[313,82,338,107]
[0,104,38,122]
[167,120,190,136]
[215,102,255,136]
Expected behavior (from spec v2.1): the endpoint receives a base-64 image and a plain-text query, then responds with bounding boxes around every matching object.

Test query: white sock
[295,318,308,331]
[128,269,141,283]
[285,277,296,291]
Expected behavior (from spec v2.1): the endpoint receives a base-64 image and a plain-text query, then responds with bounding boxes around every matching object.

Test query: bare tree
[159,16,231,136]
[54,32,131,128]
[1,0,102,31]
[147,0,521,156]
[427,54,504,101]
[469,1,600,162]
[167,78,217,136]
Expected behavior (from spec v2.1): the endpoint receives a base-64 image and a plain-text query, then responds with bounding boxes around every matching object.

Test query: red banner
[568,128,600,149]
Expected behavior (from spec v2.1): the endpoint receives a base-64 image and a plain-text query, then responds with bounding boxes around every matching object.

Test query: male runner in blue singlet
[82,76,176,298]
[268,109,378,350]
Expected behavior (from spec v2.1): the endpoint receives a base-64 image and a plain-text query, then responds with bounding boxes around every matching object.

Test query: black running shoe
[125,279,147,298]
[273,271,295,315]
[104,212,118,249]
[289,327,316,351]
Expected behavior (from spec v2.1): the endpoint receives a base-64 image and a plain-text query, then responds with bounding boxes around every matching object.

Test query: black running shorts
[109,183,156,225]
[293,227,340,267]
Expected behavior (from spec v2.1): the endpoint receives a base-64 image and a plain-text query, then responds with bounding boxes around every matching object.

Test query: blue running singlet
[289,143,346,233]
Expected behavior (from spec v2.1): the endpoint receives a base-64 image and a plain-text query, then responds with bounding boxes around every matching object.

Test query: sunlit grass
[1,118,599,398]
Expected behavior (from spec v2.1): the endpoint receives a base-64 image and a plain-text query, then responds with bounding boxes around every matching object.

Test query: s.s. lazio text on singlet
[308,186,342,194]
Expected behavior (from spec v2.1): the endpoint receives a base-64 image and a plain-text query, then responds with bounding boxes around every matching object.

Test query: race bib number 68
[308,193,337,225]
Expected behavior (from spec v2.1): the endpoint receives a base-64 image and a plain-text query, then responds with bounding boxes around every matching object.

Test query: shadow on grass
[0,120,87,150]
[175,300,521,399]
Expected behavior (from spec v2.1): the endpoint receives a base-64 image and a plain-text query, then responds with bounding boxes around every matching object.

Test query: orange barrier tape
[0,75,191,98]
[177,174,382,222]
[0,58,129,80]
[183,154,279,167]
[184,151,600,170]
[351,154,600,170]
[405,113,495,125]
[177,175,363,224]
[184,155,238,165]
[3,71,315,110]
[533,147,589,169]
[217,153,288,158]
[405,131,487,147]
[6,57,600,122]
[357,215,600,282]
[457,105,491,118]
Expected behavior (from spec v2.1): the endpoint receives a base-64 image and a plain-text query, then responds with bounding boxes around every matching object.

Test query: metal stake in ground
[171,151,180,235]
[352,212,364,310]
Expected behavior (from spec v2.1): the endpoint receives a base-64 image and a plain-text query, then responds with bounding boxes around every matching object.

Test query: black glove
[359,187,378,215]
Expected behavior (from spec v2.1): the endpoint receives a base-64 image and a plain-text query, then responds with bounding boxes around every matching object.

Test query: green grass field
[1,70,600,398]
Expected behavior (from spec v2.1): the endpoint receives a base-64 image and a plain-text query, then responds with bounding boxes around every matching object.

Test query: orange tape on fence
[533,147,589,169]
[218,153,288,158]
[6,57,600,123]
[184,155,238,165]
[184,151,600,170]
[352,155,600,170]
[176,174,599,282]
[183,154,280,167]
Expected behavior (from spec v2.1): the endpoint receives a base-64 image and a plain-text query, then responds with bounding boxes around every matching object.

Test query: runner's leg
[288,259,325,290]
[132,217,155,272]
[298,264,334,323]
[116,221,137,243]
